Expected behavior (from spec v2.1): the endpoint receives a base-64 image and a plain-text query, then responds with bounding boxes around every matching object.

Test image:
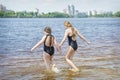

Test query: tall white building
[0,4,7,11]
[67,5,72,16]
[71,5,75,16]
[67,5,75,17]
[92,10,97,15]
[87,10,97,16]
[87,11,92,16]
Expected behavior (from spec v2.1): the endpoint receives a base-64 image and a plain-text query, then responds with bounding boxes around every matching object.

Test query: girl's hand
[87,41,91,45]
[30,48,34,52]
[57,44,62,54]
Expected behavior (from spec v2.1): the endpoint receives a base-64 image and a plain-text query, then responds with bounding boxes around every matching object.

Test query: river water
[0,18,120,80]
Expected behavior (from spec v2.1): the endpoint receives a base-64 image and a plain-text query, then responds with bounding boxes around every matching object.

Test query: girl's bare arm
[31,35,46,51]
[60,30,68,46]
[76,29,91,45]
[54,38,61,53]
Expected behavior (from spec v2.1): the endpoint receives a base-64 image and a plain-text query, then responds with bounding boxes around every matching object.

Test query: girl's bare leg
[50,55,53,65]
[43,52,51,71]
[65,46,79,71]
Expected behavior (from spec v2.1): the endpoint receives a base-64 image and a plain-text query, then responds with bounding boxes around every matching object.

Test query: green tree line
[0,11,69,18]
[0,11,120,18]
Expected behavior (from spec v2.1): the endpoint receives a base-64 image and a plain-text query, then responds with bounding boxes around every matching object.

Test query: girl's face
[44,31,48,35]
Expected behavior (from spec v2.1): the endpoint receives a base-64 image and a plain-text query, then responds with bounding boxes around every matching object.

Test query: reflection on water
[0,18,120,80]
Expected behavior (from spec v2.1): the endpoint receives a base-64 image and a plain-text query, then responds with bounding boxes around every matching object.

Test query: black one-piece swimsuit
[68,36,78,51]
[44,35,54,56]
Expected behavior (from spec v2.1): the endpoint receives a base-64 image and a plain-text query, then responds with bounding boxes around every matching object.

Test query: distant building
[107,11,113,17]
[67,5,72,16]
[63,5,113,18]
[87,10,97,16]
[97,11,113,17]
[75,10,79,15]
[63,9,67,14]
[92,10,97,15]
[87,10,113,17]
[0,2,12,12]
[0,4,7,11]
[71,5,75,16]
[87,11,92,16]
[65,5,76,17]
[77,12,88,18]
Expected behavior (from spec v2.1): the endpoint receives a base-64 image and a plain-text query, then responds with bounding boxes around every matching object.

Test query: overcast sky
[1,0,120,13]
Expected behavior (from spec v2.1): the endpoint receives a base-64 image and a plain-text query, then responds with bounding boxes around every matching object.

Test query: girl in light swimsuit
[60,21,91,72]
[31,27,60,71]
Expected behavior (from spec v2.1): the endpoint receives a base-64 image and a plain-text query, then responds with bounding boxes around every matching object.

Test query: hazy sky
[1,0,120,13]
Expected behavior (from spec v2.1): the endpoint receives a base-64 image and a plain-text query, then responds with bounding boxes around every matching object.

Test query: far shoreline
[0,17,120,19]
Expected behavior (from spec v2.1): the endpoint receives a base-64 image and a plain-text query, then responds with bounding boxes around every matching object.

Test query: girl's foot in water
[69,68,80,72]
[52,64,60,73]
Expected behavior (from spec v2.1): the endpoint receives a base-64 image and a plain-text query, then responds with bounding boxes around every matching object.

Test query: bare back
[45,35,54,47]
[67,28,77,41]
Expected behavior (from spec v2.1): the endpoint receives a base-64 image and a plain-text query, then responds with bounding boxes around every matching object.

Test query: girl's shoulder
[43,35,47,38]
[74,27,78,32]
[74,27,77,30]
[42,35,47,40]
[66,28,71,32]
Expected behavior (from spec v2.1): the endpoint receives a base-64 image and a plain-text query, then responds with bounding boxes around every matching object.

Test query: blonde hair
[64,21,76,38]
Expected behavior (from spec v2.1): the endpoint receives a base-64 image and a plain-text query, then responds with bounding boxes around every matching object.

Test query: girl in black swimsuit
[67,36,78,51]
[60,21,91,72]
[31,27,60,71]
[44,34,54,56]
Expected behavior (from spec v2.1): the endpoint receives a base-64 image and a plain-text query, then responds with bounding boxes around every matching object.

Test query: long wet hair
[44,26,51,34]
[44,26,53,46]
[64,21,76,38]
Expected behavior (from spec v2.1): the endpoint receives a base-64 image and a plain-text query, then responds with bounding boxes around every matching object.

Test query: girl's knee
[65,56,67,60]
[65,55,71,59]
[65,57,70,61]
